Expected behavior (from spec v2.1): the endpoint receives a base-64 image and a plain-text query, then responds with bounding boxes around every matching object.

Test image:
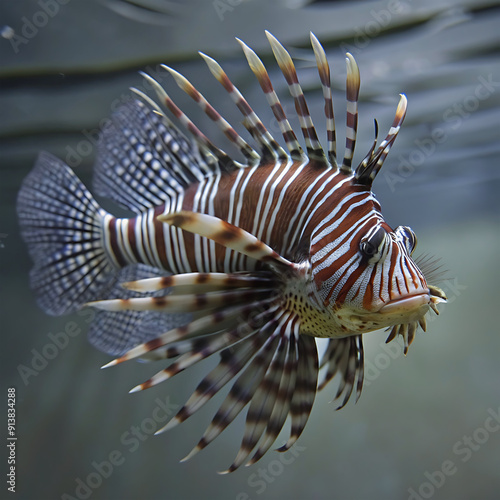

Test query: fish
[17,32,447,473]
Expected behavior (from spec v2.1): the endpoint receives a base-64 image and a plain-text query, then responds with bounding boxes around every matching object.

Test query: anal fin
[87,264,191,356]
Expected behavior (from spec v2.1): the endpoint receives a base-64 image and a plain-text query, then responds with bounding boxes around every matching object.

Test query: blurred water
[1,1,499,499]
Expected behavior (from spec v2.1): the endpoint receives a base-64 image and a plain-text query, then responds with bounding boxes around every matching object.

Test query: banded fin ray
[236,38,304,160]
[88,287,275,313]
[129,323,261,393]
[161,64,261,165]
[246,330,298,465]
[100,296,275,367]
[158,306,282,434]
[88,264,191,356]
[342,53,360,174]
[122,271,274,293]
[266,31,326,162]
[310,32,337,168]
[159,211,300,270]
[221,314,300,473]
[179,314,286,466]
[199,52,287,161]
[136,73,235,169]
[318,336,364,409]
[277,334,318,452]
[355,94,408,184]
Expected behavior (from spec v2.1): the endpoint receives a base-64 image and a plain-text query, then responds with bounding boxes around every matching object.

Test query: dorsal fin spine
[236,38,304,161]
[161,65,260,165]
[265,31,327,163]
[199,52,287,161]
[310,32,337,169]
[341,53,360,174]
[138,72,232,166]
[355,94,407,184]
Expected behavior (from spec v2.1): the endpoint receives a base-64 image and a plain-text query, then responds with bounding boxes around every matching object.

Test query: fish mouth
[378,285,447,315]
[380,286,447,354]
[378,292,430,314]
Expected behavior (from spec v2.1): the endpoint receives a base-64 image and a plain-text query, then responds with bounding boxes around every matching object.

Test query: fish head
[309,188,446,348]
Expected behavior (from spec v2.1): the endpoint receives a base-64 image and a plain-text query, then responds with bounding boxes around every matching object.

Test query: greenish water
[1,1,499,499]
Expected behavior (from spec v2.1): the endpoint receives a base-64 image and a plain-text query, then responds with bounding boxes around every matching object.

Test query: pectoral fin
[159,211,299,270]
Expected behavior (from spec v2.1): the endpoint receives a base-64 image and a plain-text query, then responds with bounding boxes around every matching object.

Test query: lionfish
[17,32,446,472]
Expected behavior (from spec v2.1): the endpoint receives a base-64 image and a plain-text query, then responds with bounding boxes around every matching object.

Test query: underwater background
[1,0,499,499]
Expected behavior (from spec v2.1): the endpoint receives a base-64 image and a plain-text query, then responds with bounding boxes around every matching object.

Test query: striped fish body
[17,32,447,472]
[105,159,324,273]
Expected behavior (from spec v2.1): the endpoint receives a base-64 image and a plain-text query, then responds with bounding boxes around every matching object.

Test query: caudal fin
[17,152,116,315]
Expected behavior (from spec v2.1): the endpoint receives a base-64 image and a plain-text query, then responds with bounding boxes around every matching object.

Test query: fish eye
[360,240,377,256]
[360,226,386,260]
[395,225,417,254]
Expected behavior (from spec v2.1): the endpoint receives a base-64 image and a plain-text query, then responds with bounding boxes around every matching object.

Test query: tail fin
[17,152,116,315]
